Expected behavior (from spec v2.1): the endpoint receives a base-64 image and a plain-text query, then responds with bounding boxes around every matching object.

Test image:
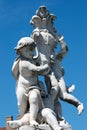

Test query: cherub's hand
[42,64,50,75]
[58,34,64,42]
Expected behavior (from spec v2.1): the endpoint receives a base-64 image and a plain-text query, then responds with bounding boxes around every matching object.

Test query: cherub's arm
[56,34,68,61]
[32,64,49,75]
[22,60,50,75]
[12,57,20,80]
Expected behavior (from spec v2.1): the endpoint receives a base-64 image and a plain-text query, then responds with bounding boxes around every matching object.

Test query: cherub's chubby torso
[18,58,38,88]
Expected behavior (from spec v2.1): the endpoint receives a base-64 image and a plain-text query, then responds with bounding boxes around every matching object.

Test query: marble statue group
[7,6,84,130]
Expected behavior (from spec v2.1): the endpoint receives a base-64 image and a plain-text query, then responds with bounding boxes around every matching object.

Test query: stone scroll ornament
[7,6,84,130]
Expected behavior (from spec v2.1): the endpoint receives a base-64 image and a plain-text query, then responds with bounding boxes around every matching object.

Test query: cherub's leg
[16,86,28,116]
[7,120,22,128]
[44,73,60,110]
[41,108,63,130]
[59,77,84,115]
[67,84,75,93]
[29,89,40,126]
[54,100,69,126]
[48,72,60,100]
[54,100,63,121]
[7,113,30,128]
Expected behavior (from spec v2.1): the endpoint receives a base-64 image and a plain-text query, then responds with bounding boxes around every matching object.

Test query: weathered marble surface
[7,6,84,130]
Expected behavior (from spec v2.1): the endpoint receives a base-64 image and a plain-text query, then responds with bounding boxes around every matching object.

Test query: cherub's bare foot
[59,119,69,127]
[30,120,39,126]
[77,103,84,115]
[7,120,22,128]
[68,84,75,93]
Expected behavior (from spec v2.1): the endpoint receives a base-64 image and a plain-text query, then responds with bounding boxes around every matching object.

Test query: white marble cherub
[30,7,83,117]
[31,27,83,117]
[7,37,63,130]
[11,37,50,126]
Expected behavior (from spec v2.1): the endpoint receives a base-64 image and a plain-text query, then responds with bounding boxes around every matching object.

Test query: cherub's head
[14,37,36,59]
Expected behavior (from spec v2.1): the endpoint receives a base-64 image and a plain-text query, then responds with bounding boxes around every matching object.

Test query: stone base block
[19,124,72,130]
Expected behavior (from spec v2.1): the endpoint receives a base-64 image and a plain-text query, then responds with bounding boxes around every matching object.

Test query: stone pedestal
[19,124,72,130]
[19,124,51,130]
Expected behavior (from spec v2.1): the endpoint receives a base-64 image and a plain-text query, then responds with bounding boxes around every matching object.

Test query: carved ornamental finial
[30,6,57,35]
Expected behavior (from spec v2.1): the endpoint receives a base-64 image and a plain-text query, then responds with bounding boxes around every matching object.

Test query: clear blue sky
[0,0,87,130]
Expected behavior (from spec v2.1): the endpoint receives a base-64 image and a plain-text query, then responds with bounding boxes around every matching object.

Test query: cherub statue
[11,37,50,126]
[7,6,84,130]
[7,37,63,130]
[30,6,84,121]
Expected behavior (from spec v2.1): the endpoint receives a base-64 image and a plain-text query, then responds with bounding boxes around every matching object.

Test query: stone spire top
[30,6,57,35]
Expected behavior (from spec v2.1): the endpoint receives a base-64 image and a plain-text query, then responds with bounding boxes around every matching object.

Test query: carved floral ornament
[30,6,57,34]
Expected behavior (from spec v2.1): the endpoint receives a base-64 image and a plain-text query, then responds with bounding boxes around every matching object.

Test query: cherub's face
[19,43,35,59]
